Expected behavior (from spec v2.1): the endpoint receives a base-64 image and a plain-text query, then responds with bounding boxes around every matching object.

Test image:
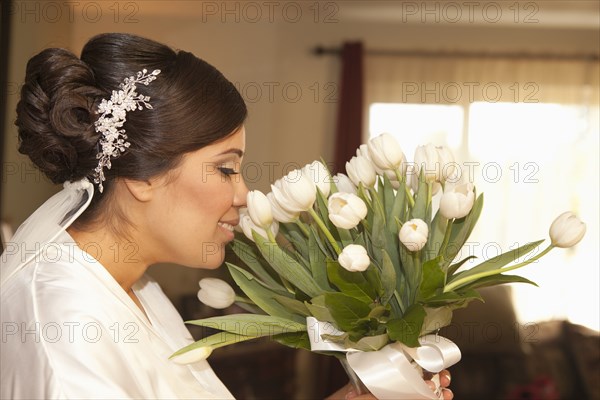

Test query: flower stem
[393,168,415,209]
[307,208,342,255]
[294,220,310,237]
[234,295,255,304]
[443,244,555,293]
[438,218,454,264]
[266,227,277,244]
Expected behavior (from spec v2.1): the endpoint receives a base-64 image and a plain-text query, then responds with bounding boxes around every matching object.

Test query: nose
[233,174,249,207]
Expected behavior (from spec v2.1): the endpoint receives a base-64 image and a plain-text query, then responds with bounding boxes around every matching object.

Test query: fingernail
[444,388,454,400]
[427,381,436,391]
[345,390,357,400]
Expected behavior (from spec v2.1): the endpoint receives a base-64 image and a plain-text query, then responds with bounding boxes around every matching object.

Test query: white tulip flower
[239,210,279,242]
[367,133,407,172]
[328,192,368,230]
[303,161,331,197]
[267,192,299,223]
[171,346,213,364]
[271,171,317,213]
[197,278,236,309]
[346,155,377,187]
[333,173,357,194]
[549,211,586,248]
[436,145,457,182]
[247,190,273,228]
[413,144,456,184]
[399,218,429,252]
[356,144,372,161]
[439,183,475,219]
[338,244,371,272]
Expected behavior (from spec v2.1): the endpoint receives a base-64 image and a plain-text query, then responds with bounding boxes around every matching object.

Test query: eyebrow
[217,148,245,158]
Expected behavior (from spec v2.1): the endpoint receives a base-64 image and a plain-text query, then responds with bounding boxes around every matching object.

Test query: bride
[0,33,452,399]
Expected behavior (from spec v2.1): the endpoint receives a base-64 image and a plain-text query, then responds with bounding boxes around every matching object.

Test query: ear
[122,179,154,202]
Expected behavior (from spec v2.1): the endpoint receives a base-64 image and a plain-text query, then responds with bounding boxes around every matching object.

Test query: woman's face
[143,126,248,268]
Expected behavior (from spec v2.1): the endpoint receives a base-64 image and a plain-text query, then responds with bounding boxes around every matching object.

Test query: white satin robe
[0,230,234,399]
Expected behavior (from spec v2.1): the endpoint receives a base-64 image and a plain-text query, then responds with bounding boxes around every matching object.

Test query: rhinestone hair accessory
[93,68,161,193]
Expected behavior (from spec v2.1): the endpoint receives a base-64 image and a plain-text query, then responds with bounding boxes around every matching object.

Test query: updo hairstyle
[16,33,247,228]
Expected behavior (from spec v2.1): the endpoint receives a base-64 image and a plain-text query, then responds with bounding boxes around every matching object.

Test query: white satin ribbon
[306,317,461,400]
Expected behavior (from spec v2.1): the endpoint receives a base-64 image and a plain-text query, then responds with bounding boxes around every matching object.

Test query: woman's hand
[326,370,453,400]
[428,369,453,400]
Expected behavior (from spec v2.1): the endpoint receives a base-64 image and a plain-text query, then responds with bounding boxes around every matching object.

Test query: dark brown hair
[16,33,247,229]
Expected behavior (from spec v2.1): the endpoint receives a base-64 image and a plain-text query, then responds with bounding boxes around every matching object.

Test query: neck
[67,226,150,293]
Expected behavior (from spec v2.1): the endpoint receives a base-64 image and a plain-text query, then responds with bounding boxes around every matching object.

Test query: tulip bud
[413,144,456,184]
[356,144,372,161]
[436,145,457,182]
[549,211,586,248]
[247,190,273,228]
[367,133,407,172]
[338,244,371,272]
[267,192,299,222]
[346,155,377,187]
[399,218,429,252]
[271,170,317,213]
[439,183,475,220]
[197,278,236,309]
[333,173,357,194]
[414,144,440,183]
[328,192,368,230]
[303,161,332,197]
[171,347,213,364]
[239,210,279,242]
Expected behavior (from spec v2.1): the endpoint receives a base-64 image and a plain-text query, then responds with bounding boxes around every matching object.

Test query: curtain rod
[312,46,600,62]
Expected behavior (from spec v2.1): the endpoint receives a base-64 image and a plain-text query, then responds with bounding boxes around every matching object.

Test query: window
[369,102,599,331]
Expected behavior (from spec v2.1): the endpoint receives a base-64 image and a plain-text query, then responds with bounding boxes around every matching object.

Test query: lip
[218,219,239,241]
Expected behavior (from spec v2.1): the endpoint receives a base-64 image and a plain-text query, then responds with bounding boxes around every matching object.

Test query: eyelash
[218,167,239,177]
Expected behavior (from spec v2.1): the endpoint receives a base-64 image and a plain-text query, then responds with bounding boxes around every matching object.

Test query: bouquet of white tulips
[172,133,586,399]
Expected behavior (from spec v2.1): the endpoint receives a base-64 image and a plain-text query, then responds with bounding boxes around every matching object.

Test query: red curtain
[333,42,364,173]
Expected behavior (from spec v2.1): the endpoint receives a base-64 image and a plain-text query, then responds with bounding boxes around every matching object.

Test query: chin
[183,253,225,269]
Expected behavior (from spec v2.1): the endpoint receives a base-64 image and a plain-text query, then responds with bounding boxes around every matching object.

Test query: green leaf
[424,289,483,307]
[273,331,311,351]
[446,255,477,277]
[308,228,334,291]
[389,183,406,237]
[380,250,398,306]
[231,239,286,292]
[326,261,377,304]
[347,333,389,352]
[382,174,396,218]
[424,212,447,262]
[387,304,426,347]
[227,263,304,323]
[186,314,306,336]
[419,256,445,300]
[410,171,429,221]
[447,240,544,285]
[305,295,335,324]
[253,232,322,297]
[280,224,310,265]
[459,274,538,291]
[323,292,371,331]
[170,332,255,359]
[441,194,483,269]
[273,294,312,317]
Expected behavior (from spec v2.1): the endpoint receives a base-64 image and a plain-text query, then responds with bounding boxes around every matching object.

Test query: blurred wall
[3,1,598,301]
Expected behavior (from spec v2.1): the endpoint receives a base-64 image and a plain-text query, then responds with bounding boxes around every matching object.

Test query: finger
[442,388,454,400]
[426,380,437,392]
[439,370,451,388]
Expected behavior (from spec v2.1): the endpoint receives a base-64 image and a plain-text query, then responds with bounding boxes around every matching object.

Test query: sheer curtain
[365,54,600,330]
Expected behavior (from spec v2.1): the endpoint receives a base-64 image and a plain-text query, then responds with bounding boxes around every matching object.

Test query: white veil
[0,179,94,286]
